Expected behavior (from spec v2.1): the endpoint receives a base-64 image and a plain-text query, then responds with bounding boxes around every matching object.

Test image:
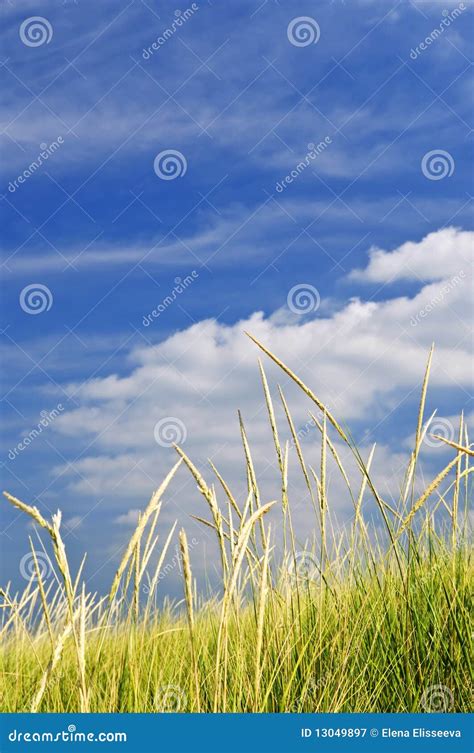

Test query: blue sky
[1,0,472,596]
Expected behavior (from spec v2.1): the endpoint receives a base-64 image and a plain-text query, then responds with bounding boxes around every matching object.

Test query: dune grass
[0,338,472,713]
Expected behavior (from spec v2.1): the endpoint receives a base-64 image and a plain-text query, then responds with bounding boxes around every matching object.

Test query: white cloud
[115,509,141,526]
[49,228,472,529]
[351,227,472,283]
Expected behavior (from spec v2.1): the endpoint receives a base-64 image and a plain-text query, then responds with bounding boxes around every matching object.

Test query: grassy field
[1,337,472,713]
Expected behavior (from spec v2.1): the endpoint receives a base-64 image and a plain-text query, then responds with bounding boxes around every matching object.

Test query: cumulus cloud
[115,509,141,526]
[350,227,472,283]
[49,228,472,516]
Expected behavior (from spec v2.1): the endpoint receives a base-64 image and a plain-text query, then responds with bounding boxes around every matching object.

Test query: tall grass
[0,338,472,713]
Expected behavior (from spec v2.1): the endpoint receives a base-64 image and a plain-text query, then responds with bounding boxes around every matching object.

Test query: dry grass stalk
[254,533,271,707]
[174,446,228,580]
[179,529,200,710]
[259,361,287,508]
[2,494,89,711]
[279,387,316,509]
[246,333,349,442]
[1,343,470,715]
[109,459,181,603]
[431,435,474,457]
[30,619,73,713]
[29,540,54,648]
[395,455,460,541]
[214,501,275,711]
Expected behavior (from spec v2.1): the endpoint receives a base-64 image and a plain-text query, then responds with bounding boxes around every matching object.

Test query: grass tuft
[1,343,472,712]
